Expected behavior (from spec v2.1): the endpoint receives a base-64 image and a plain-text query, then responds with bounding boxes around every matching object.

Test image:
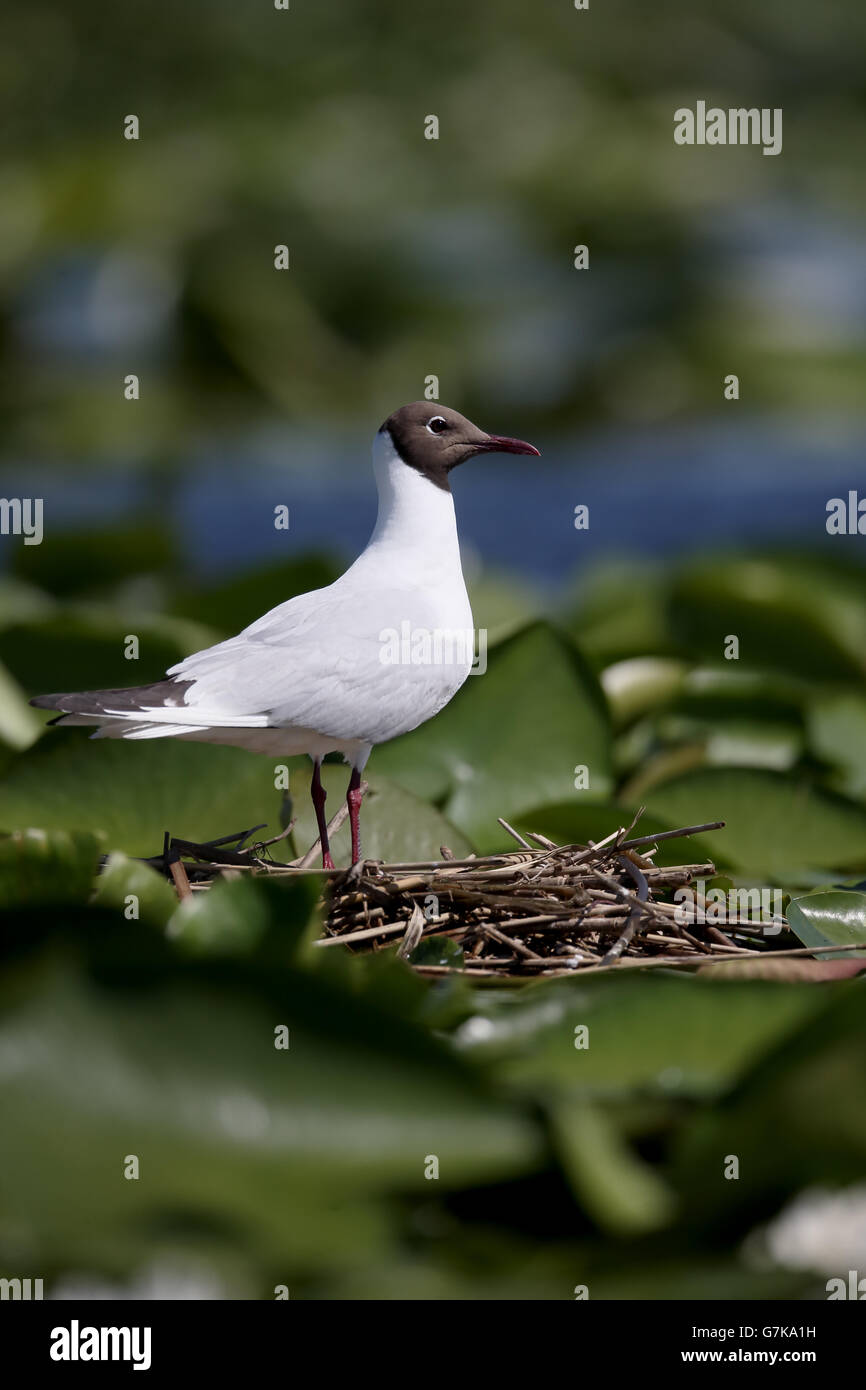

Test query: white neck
[358,430,465,575]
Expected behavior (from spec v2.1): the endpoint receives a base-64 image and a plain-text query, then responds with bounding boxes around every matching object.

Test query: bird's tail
[29,679,272,740]
[29,679,210,739]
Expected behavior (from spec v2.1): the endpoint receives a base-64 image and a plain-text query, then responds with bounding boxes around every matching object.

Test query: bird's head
[379,402,540,491]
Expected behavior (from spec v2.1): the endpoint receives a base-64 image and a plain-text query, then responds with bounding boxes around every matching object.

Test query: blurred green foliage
[1,0,865,1301]
[2,536,866,1298]
[1,0,865,461]
[2,834,864,1300]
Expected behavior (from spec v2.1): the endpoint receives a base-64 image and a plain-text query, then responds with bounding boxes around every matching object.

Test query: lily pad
[0,827,103,908]
[374,622,613,850]
[0,733,286,859]
[289,763,474,865]
[807,692,866,799]
[643,767,866,876]
[786,889,866,960]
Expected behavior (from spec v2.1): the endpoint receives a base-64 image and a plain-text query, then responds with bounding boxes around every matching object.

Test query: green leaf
[669,555,866,683]
[409,936,465,969]
[11,525,177,599]
[289,763,473,864]
[671,984,866,1231]
[643,768,866,876]
[565,561,675,667]
[0,733,286,859]
[466,569,543,645]
[374,623,613,850]
[92,852,180,928]
[167,873,323,959]
[454,974,822,1098]
[0,660,44,750]
[0,578,55,632]
[550,1098,675,1235]
[0,828,103,908]
[0,608,216,697]
[600,656,687,726]
[807,692,866,799]
[169,553,340,636]
[786,890,866,960]
[0,955,542,1272]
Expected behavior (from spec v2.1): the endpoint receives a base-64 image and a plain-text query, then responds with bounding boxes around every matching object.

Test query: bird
[30,402,540,868]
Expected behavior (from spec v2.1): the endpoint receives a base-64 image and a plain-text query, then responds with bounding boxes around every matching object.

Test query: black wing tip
[29,679,193,717]
[30,694,65,711]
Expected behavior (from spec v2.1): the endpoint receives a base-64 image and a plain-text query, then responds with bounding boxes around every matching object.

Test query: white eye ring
[426,416,448,435]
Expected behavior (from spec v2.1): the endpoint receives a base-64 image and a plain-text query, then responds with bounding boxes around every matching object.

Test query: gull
[31,403,540,868]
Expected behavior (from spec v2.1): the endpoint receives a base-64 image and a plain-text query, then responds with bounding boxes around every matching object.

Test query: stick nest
[320,818,743,977]
[146,813,788,979]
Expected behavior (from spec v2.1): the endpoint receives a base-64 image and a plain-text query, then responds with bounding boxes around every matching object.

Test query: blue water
[5,413,864,590]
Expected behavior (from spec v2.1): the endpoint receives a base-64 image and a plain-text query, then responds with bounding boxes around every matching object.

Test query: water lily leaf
[600,656,688,726]
[565,561,674,667]
[0,660,44,750]
[807,692,866,799]
[0,827,103,908]
[169,553,340,636]
[289,763,473,865]
[11,524,177,599]
[0,954,542,1272]
[699,956,866,981]
[167,873,323,959]
[669,555,866,682]
[0,608,215,697]
[550,1098,675,1235]
[453,973,822,1098]
[671,984,866,1233]
[511,800,716,868]
[92,852,181,928]
[374,623,613,850]
[786,889,866,960]
[409,936,464,969]
[643,768,866,876]
[0,733,285,859]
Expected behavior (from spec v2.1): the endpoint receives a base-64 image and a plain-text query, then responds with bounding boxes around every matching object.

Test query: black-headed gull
[31,403,540,867]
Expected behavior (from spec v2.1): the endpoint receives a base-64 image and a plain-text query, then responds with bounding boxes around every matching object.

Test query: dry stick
[617,821,725,851]
[480,922,544,961]
[396,903,426,960]
[292,781,369,870]
[174,814,731,971]
[588,862,712,956]
[497,818,533,849]
[525,831,557,850]
[169,856,192,900]
[252,818,297,855]
[317,912,437,949]
[600,854,649,967]
[557,940,866,977]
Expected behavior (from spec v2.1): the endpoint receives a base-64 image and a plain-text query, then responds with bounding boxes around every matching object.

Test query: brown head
[379,402,540,491]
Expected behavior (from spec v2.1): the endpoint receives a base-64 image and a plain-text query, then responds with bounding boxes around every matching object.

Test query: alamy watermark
[0,497,43,545]
[673,879,784,933]
[379,622,487,675]
[50,1321,152,1370]
[674,102,782,157]
[0,1276,43,1299]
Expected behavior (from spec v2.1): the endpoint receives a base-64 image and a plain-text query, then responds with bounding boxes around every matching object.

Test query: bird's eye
[426,416,448,435]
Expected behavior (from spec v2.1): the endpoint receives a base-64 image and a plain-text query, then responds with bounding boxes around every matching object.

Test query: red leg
[311,758,335,870]
[347,766,365,865]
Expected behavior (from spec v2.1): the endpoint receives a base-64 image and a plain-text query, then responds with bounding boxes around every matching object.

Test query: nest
[320,817,747,977]
[144,812,795,978]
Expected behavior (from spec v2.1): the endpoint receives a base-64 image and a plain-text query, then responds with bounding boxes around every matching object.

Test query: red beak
[473,434,540,457]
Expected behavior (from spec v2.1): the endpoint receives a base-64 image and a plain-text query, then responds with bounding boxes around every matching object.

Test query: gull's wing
[166,577,472,745]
